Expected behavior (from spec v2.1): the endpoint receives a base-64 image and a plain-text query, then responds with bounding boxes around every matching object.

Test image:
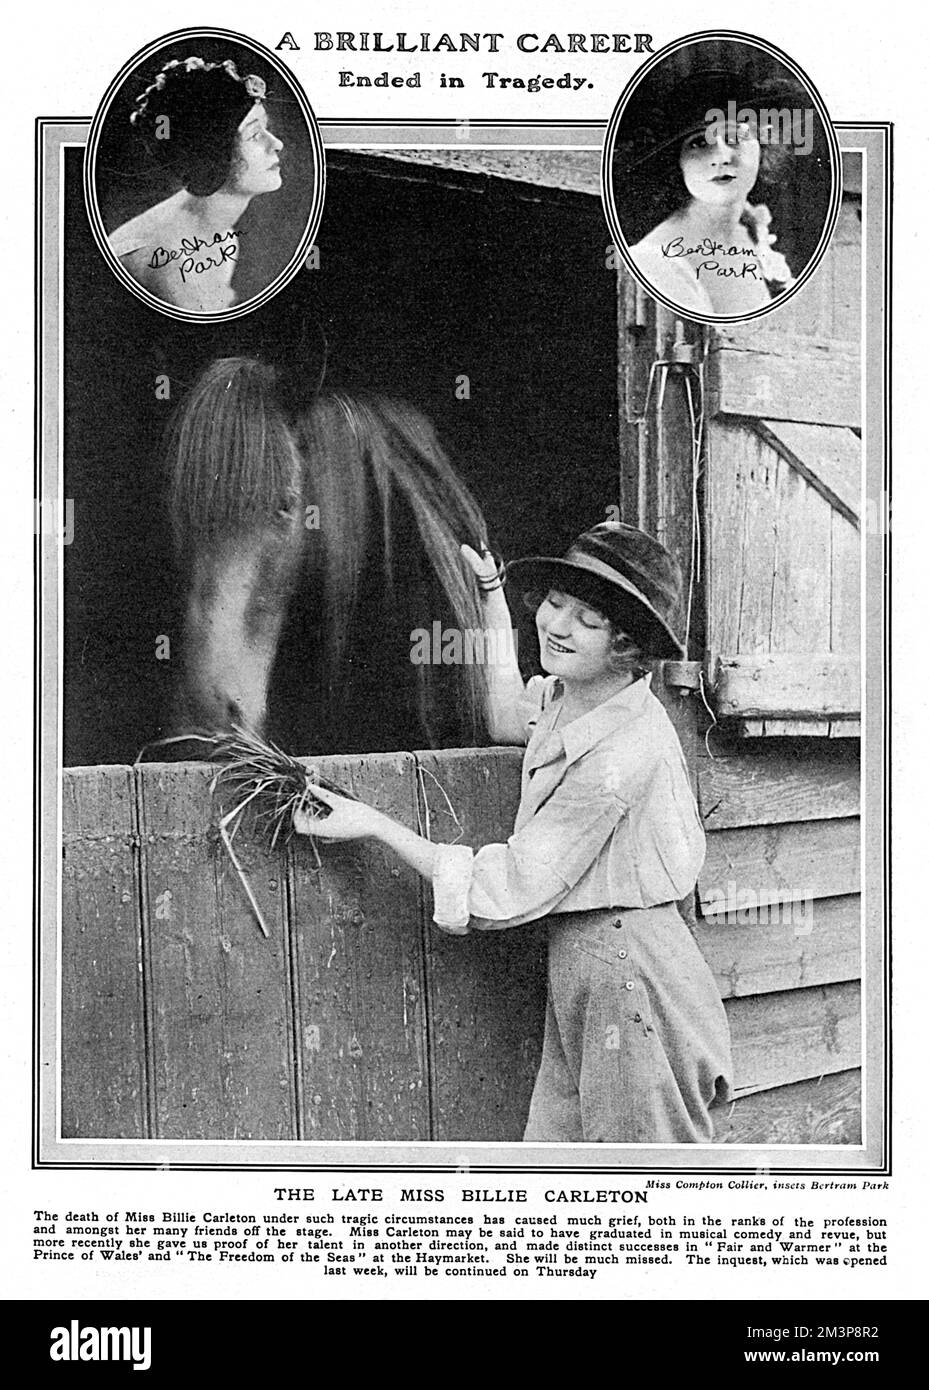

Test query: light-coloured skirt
[523,904,733,1144]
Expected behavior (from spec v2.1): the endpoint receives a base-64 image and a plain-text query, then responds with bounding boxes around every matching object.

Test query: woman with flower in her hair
[108,57,284,312]
[293,521,733,1144]
[617,69,804,317]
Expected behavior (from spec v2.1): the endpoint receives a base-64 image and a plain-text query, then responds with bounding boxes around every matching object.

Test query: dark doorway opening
[63,150,617,765]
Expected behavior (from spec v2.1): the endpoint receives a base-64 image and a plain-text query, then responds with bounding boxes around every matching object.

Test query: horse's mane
[165,356,304,554]
[291,391,492,749]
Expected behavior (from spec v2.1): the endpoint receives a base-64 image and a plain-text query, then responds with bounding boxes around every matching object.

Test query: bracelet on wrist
[476,552,507,592]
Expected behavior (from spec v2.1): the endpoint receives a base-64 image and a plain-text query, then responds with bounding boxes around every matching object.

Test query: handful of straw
[142,725,358,939]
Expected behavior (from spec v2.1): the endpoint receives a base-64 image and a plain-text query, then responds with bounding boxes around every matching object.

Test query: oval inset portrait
[85,27,325,321]
[602,32,841,324]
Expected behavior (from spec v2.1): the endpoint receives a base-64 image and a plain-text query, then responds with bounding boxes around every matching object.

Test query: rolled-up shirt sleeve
[431,782,628,931]
[432,844,476,931]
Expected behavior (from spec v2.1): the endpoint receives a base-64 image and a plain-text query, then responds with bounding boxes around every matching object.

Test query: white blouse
[431,673,706,931]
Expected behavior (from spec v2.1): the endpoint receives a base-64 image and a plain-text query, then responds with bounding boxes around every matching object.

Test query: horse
[163,357,495,754]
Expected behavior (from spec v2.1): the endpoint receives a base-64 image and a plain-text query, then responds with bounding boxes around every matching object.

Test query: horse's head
[165,360,495,753]
[164,357,306,738]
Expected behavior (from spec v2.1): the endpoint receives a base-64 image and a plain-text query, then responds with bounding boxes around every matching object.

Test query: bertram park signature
[149,228,243,283]
[661,236,761,281]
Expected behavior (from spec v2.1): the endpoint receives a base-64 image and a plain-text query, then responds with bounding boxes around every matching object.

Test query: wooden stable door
[704,332,861,736]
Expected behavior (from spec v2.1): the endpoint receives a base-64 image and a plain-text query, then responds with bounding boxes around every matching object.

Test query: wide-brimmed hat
[618,67,808,178]
[506,521,685,660]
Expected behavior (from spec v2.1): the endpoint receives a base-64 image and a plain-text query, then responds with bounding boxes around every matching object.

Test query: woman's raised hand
[460,543,526,743]
[293,783,380,841]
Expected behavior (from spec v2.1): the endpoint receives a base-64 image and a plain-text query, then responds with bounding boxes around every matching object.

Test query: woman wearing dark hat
[108,57,284,311]
[293,521,733,1144]
[618,69,801,316]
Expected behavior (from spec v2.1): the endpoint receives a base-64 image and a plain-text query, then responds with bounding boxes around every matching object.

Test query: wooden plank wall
[694,736,862,1143]
[61,766,147,1138]
[415,749,547,1142]
[60,747,861,1146]
[704,418,862,737]
[705,424,861,655]
[138,762,297,1141]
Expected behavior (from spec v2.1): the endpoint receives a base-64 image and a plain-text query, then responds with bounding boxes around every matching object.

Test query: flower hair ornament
[129,56,270,197]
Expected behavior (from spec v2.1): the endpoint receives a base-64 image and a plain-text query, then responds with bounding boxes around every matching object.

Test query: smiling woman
[291,521,734,1145]
[605,37,838,322]
[104,57,286,313]
[623,73,800,317]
